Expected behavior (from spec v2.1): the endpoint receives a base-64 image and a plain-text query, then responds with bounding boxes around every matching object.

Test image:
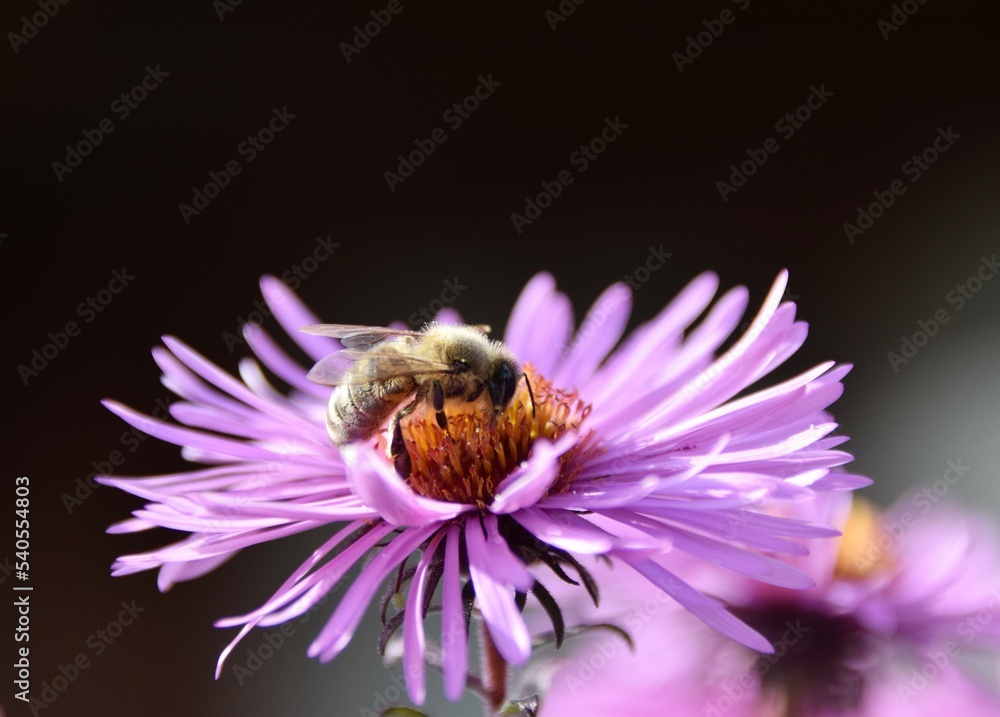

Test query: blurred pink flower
[536,494,1000,716]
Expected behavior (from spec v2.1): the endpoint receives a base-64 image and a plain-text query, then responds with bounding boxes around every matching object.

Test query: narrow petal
[243,323,331,399]
[653,523,815,589]
[808,472,873,490]
[554,282,632,388]
[162,336,310,428]
[103,400,278,462]
[504,272,573,375]
[157,552,235,592]
[622,556,773,653]
[214,521,391,677]
[311,526,436,662]
[259,275,339,361]
[403,531,445,705]
[588,272,719,406]
[467,526,532,665]
[541,476,659,510]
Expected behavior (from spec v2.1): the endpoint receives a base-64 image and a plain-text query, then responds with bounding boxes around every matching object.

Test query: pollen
[399,365,598,508]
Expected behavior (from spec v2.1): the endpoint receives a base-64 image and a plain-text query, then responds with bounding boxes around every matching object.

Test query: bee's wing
[300,323,424,349]
[306,349,454,386]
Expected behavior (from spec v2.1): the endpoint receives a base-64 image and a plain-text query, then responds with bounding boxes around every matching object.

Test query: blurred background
[3,1,999,715]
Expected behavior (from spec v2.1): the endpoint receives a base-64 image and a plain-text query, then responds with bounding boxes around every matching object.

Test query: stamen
[396,365,598,508]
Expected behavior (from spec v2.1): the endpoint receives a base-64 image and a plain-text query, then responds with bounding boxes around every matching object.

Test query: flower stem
[480,621,508,715]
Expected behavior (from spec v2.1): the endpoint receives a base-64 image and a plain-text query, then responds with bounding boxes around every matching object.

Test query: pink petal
[259,275,339,361]
[554,282,632,389]
[310,526,436,662]
[513,507,615,554]
[491,437,574,514]
[441,524,468,701]
[467,525,532,665]
[504,272,573,375]
[342,444,472,526]
[403,531,445,705]
[622,556,773,653]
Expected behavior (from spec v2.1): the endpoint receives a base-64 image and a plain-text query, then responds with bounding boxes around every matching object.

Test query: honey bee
[300,322,529,475]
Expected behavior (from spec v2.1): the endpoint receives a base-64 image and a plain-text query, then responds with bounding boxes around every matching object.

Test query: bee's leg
[389,398,418,478]
[389,413,409,477]
[431,380,450,434]
[522,374,536,418]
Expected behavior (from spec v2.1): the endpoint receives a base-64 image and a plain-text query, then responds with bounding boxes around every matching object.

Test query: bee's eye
[488,363,517,408]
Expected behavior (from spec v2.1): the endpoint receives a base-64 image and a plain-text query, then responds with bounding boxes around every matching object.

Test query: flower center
[397,365,597,508]
[735,604,873,715]
[834,498,891,579]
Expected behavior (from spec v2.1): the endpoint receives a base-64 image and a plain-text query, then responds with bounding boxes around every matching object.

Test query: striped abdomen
[326,371,416,445]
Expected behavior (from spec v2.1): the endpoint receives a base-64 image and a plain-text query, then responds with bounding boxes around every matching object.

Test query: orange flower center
[398,365,598,508]
[834,497,892,579]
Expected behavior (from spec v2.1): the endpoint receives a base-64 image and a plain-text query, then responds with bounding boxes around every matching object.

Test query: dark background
[4,1,1000,715]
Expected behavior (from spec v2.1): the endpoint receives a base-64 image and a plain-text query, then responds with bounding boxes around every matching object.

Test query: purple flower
[536,494,1000,716]
[100,271,865,706]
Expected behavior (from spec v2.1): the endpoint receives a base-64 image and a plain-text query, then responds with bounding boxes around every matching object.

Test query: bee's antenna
[522,374,536,418]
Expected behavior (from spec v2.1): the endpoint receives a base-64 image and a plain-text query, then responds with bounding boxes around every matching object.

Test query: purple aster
[535,494,1000,716]
[99,270,866,710]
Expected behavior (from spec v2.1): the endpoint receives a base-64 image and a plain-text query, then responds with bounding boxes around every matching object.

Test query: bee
[300,322,529,475]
